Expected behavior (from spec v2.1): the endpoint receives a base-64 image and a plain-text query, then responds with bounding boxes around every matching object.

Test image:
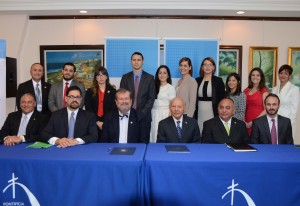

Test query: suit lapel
[262,116,272,142]
[216,117,228,137]
[57,82,64,109]
[277,115,284,144]
[26,111,38,133]
[62,109,69,136]
[171,117,181,142]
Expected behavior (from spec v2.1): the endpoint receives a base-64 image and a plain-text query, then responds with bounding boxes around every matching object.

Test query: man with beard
[101,88,147,143]
[41,86,98,148]
[48,62,86,112]
[251,93,293,144]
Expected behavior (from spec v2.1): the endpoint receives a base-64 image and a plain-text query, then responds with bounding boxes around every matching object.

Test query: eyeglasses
[97,74,107,78]
[203,63,213,67]
[67,95,82,100]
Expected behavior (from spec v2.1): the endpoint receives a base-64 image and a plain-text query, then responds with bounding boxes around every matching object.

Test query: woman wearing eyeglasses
[195,57,225,133]
[85,66,116,142]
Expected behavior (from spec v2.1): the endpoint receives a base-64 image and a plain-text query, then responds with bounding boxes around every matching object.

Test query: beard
[266,108,279,116]
[69,101,80,110]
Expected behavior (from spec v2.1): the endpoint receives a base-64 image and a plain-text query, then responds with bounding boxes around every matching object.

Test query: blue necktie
[68,112,75,138]
[177,121,182,142]
[35,84,42,112]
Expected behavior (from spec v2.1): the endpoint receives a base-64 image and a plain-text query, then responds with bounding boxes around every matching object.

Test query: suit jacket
[85,84,116,119]
[157,115,200,143]
[120,71,155,122]
[101,108,147,143]
[195,76,225,118]
[48,80,86,112]
[0,111,48,143]
[202,117,249,144]
[251,115,293,144]
[16,79,51,114]
[40,108,98,143]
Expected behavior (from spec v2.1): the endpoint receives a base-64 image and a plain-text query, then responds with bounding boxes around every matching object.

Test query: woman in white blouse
[150,65,176,142]
[272,64,300,138]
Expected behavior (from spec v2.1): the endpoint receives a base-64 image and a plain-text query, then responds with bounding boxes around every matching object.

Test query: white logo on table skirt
[222,179,256,206]
[2,173,40,206]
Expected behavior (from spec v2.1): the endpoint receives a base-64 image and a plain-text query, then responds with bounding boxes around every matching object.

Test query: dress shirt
[119,110,131,143]
[172,116,183,128]
[16,111,34,142]
[267,115,278,144]
[48,108,84,145]
[134,72,142,85]
[32,80,42,99]
[219,117,232,131]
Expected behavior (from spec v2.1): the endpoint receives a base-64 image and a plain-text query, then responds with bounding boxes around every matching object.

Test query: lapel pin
[130,121,133,124]
[185,121,187,124]
[107,90,110,93]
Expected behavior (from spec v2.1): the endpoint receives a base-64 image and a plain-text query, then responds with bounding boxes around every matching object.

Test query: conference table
[0,143,146,206]
[144,143,300,206]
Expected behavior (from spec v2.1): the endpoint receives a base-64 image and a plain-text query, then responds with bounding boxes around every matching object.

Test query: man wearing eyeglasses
[41,86,98,148]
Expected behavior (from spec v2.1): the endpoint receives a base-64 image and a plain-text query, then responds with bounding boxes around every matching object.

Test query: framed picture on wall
[249,46,278,90]
[40,45,104,88]
[219,45,243,84]
[288,47,300,88]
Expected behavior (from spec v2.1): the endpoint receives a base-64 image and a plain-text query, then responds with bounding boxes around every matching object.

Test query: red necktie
[271,119,277,144]
[133,75,139,110]
[63,82,69,108]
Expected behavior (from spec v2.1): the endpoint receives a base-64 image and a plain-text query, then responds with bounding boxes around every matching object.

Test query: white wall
[1,16,300,142]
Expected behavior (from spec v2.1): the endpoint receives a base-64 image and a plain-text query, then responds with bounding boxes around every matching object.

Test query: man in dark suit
[0,93,48,146]
[16,63,51,115]
[48,62,86,112]
[41,86,97,148]
[251,93,293,144]
[157,97,200,143]
[202,98,249,144]
[120,52,155,143]
[101,88,146,143]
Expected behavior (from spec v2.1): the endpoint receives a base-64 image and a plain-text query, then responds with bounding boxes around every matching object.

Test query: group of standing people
[0,51,299,147]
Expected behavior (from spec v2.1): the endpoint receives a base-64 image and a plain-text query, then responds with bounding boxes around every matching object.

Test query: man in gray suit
[120,52,155,143]
[48,62,86,112]
[251,93,293,144]
[157,97,200,143]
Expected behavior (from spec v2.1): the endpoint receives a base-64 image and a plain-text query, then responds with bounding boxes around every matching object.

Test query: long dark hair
[248,67,267,90]
[155,65,172,98]
[91,66,112,96]
[225,73,242,96]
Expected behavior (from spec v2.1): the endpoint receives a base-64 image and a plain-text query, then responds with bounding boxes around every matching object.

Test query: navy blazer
[101,108,147,143]
[16,80,51,114]
[120,71,155,122]
[251,115,293,144]
[84,84,116,119]
[0,111,48,143]
[195,76,225,118]
[202,116,249,144]
[157,115,200,143]
[40,108,98,143]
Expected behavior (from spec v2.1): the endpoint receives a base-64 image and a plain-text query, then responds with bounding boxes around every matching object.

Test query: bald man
[202,98,249,144]
[157,97,200,143]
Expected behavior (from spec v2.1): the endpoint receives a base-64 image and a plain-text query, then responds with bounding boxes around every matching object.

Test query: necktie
[271,119,277,144]
[225,122,230,135]
[17,115,28,136]
[68,112,75,139]
[176,121,182,142]
[35,84,42,112]
[63,82,69,108]
[133,75,139,110]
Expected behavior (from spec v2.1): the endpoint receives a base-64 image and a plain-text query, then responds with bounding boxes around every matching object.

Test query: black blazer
[120,71,155,122]
[195,76,225,118]
[0,111,48,143]
[251,115,293,144]
[101,108,147,143]
[84,84,116,120]
[157,115,200,143]
[40,108,98,143]
[16,80,51,114]
[202,117,249,144]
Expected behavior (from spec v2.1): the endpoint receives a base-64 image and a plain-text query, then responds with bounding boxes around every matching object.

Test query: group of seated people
[0,52,296,147]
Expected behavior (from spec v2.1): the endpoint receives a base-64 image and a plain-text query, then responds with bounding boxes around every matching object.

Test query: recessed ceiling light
[80,10,87,14]
[237,11,245,15]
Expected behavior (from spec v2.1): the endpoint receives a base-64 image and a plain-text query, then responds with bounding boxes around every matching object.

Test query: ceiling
[0,0,300,18]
